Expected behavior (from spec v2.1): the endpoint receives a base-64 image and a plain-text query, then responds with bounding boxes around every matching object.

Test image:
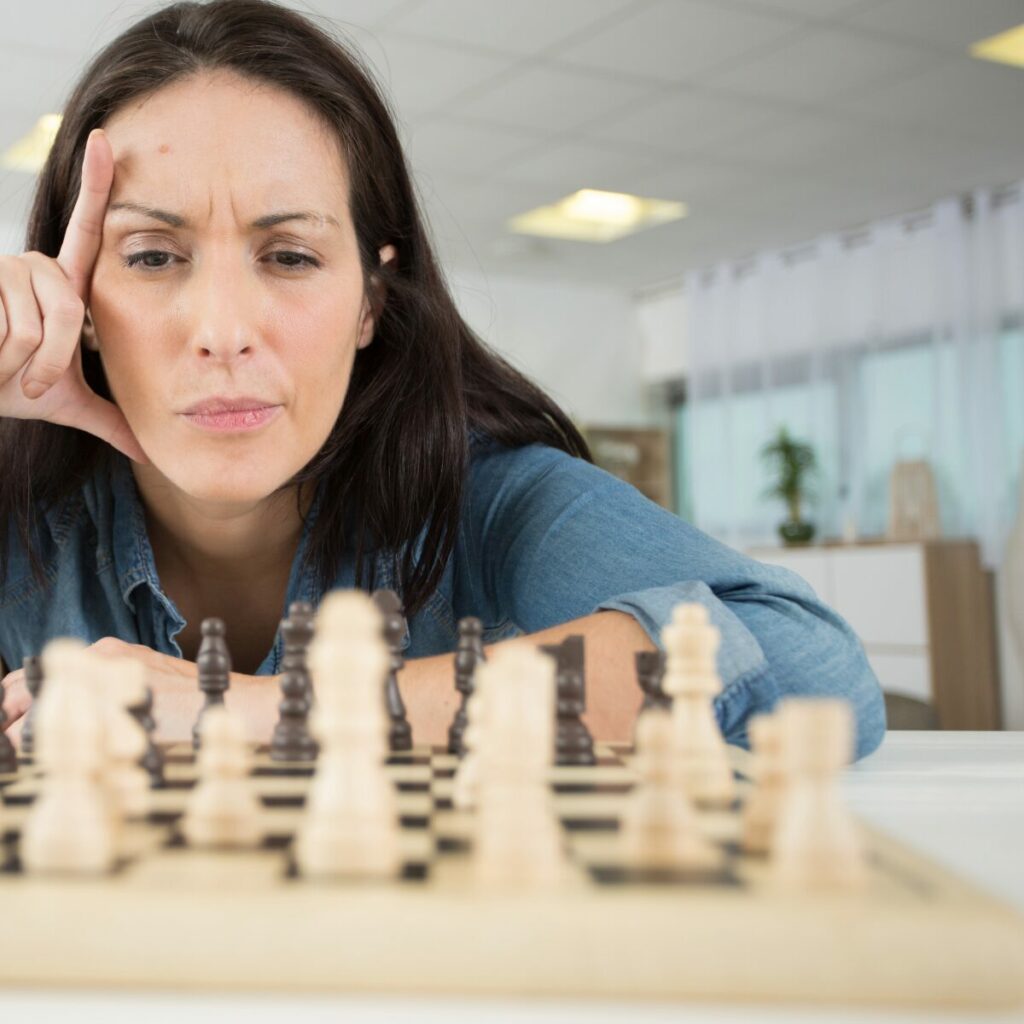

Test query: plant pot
[778,519,815,546]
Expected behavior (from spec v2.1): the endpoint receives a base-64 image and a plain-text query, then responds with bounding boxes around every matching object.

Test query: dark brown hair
[0,0,590,617]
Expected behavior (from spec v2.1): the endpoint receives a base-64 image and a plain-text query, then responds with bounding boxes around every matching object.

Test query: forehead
[103,70,349,211]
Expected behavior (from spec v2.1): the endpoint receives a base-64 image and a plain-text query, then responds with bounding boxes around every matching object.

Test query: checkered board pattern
[0,742,1022,1009]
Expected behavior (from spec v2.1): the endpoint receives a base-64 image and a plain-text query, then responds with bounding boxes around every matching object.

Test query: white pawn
[452,667,487,811]
[662,603,736,806]
[772,698,866,890]
[95,657,150,821]
[182,706,261,848]
[296,590,400,879]
[742,713,786,855]
[472,645,568,889]
[21,638,116,875]
[620,708,722,871]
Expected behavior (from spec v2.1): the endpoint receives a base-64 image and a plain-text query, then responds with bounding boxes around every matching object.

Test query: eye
[121,250,176,270]
[268,250,321,270]
[119,249,322,272]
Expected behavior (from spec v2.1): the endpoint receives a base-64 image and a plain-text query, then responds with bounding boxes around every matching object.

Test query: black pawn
[635,650,671,713]
[192,618,232,750]
[541,635,596,766]
[371,589,412,752]
[448,617,484,757]
[128,685,165,787]
[270,601,318,762]
[19,655,44,757]
[0,686,18,775]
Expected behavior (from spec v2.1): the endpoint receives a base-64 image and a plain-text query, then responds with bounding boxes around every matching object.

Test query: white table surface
[2,731,1022,1024]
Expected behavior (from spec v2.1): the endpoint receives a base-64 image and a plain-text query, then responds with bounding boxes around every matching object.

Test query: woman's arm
[459,441,887,760]
[398,608,653,746]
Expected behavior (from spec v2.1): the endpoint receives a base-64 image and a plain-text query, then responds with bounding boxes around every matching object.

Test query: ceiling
[1,0,1022,293]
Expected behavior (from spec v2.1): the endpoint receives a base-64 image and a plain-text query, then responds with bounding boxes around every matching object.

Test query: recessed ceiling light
[1,114,63,172]
[507,188,687,243]
[969,23,1024,69]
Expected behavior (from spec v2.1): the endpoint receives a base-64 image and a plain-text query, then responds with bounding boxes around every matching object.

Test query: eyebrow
[106,202,340,231]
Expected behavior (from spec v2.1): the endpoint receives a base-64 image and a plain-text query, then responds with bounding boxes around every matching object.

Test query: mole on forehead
[158,143,171,154]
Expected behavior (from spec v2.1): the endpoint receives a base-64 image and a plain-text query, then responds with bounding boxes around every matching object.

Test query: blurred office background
[2,0,1023,730]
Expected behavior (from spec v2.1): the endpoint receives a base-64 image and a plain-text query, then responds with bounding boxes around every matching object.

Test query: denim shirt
[0,435,886,758]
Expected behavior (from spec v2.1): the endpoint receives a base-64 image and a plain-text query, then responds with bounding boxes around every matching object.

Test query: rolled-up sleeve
[461,439,886,759]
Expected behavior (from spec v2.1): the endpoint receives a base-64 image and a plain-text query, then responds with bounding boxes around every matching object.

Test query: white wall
[0,219,25,254]
[635,285,687,383]
[449,267,651,428]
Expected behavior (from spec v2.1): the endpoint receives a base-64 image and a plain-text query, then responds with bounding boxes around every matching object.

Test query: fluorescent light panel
[1,114,63,172]
[508,188,687,243]
[970,23,1024,69]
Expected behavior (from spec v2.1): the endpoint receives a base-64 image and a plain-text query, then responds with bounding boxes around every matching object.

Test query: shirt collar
[107,453,326,674]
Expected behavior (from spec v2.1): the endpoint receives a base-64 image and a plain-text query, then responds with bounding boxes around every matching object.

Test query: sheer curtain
[682,182,1024,571]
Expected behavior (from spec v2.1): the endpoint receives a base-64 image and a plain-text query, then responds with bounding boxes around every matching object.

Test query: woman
[0,0,885,754]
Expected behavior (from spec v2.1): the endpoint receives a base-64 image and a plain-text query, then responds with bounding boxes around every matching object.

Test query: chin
[155,450,300,507]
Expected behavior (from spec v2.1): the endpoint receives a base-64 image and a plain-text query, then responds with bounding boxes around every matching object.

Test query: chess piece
[635,649,671,712]
[19,654,43,756]
[270,601,318,762]
[182,706,261,848]
[472,644,569,889]
[371,588,412,752]
[662,603,735,807]
[620,708,722,871]
[127,685,165,788]
[97,658,150,820]
[541,635,596,767]
[772,698,866,890]
[192,618,232,750]
[448,616,484,756]
[21,638,116,874]
[296,590,400,879]
[0,682,17,774]
[741,713,786,855]
[451,662,487,811]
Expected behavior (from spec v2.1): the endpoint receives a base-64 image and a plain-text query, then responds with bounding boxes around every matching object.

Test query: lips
[179,395,283,434]
[182,396,278,415]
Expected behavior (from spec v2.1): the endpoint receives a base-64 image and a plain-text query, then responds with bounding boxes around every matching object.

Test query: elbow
[848,649,887,760]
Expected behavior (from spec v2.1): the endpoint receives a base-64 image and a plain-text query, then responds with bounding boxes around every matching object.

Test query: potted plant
[761,426,817,546]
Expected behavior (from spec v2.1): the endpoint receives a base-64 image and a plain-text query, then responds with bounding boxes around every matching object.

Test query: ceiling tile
[839,0,1024,52]
[367,31,517,118]
[701,24,941,103]
[1,1,151,55]
[451,63,655,135]
[733,0,880,18]
[552,0,805,84]
[629,156,768,206]
[0,48,81,115]
[580,86,801,156]
[709,112,870,169]
[490,138,663,194]
[384,0,637,56]
[836,56,1024,140]
[405,117,543,177]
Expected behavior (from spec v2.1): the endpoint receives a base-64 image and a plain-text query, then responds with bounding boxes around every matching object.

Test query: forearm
[398,610,653,746]
[155,610,654,747]
[152,671,281,745]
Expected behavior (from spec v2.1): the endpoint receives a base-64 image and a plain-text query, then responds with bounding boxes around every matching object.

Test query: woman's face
[89,70,392,506]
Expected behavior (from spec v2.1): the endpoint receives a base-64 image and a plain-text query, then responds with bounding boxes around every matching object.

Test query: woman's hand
[0,128,146,464]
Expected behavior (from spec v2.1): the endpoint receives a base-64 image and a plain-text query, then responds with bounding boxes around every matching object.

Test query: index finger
[56,127,114,302]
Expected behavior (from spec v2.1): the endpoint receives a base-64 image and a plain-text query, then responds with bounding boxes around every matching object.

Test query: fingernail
[22,380,48,399]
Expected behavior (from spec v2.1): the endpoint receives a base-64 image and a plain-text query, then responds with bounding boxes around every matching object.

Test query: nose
[188,255,259,362]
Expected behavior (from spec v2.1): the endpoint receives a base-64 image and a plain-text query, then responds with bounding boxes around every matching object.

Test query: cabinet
[747,541,1001,730]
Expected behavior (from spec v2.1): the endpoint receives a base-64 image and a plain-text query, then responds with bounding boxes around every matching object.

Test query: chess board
[1,742,1022,1009]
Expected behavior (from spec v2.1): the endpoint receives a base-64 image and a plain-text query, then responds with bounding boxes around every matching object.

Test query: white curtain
[683,182,1024,570]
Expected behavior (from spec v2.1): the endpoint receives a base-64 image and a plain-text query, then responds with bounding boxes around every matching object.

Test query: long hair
[0,0,591,617]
